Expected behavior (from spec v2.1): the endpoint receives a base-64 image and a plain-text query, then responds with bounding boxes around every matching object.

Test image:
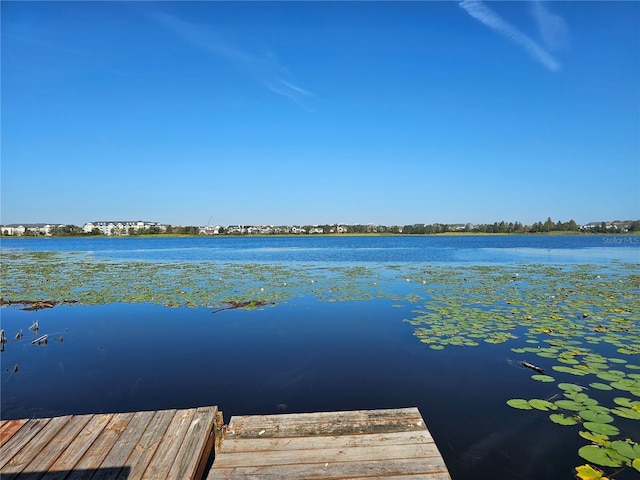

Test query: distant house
[612,221,631,232]
[199,225,221,235]
[226,225,245,234]
[1,223,63,236]
[448,224,468,231]
[581,222,604,230]
[82,220,165,235]
[580,221,631,232]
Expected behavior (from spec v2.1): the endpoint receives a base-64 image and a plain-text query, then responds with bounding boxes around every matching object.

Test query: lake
[1,235,639,479]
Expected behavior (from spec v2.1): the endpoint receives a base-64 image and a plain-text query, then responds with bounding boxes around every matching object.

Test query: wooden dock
[0,406,451,479]
[0,406,222,480]
[207,407,452,480]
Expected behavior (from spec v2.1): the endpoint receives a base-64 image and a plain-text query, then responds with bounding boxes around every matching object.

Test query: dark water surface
[1,235,639,479]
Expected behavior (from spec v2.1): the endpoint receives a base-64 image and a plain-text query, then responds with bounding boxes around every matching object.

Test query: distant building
[581,222,606,230]
[448,223,469,231]
[199,225,221,235]
[82,220,166,235]
[1,223,63,236]
[580,221,631,232]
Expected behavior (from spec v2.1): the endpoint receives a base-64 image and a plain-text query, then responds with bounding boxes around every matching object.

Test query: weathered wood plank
[219,430,435,453]
[209,407,451,480]
[1,415,70,476]
[16,414,93,480]
[90,410,155,480]
[0,407,220,480]
[65,412,135,480]
[214,442,446,468]
[228,407,424,428]
[45,414,112,480]
[0,418,51,469]
[209,457,451,480]
[0,419,29,448]
[139,408,196,480]
[227,408,426,438]
[214,410,225,455]
[167,406,218,480]
[118,408,176,480]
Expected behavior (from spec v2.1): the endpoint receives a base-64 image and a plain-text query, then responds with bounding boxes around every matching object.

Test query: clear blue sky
[2,1,639,227]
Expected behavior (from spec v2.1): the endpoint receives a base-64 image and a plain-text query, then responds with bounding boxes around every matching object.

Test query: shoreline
[1,231,639,239]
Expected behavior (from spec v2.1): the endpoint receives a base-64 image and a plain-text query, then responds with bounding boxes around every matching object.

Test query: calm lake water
[1,235,639,480]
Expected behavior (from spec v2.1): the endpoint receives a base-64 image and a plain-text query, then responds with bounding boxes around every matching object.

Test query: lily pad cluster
[0,251,400,308]
[507,386,640,475]
[399,263,639,477]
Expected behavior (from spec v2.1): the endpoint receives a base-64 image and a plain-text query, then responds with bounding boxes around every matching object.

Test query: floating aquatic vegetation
[550,413,579,426]
[575,463,610,480]
[529,399,558,411]
[578,440,640,471]
[506,399,532,410]
[401,262,639,477]
[0,251,397,309]
[2,250,638,476]
[583,422,620,437]
[579,410,614,424]
[578,445,626,468]
[531,374,555,382]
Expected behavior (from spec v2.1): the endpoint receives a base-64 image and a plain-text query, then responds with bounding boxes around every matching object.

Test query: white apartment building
[1,223,63,236]
[82,220,166,235]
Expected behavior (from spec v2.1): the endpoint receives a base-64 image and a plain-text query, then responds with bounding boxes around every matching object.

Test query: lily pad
[579,410,614,424]
[531,374,555,383]
[611,407,640,420]
[608,357,627,364]
[589,383,613,391]
[558,356,580,365]
[529,399,558,411]
[609,440,640,461]
[578,445,623,468]
[611,380,636,392]
[507,399,533,410]
[571,393,599,406]
[553,365,588,376]
[613,397,639,408]
[585,405,611,415]
[555,399,586,412]
[579,431,609,444]
[549,413,578,426]
[574,463,609,480]
[583,422,620,436]
[558,383,584,392]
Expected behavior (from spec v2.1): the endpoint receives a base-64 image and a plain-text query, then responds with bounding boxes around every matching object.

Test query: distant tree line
[400,218,639,234]
[3,218,639,237]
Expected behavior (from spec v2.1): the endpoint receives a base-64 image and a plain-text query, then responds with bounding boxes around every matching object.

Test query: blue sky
[2,1,638,227]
